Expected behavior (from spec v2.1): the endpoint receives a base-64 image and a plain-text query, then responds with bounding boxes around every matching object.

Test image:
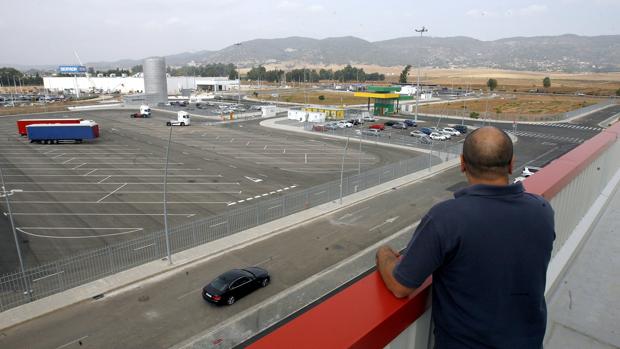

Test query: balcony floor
[546,185,620,348]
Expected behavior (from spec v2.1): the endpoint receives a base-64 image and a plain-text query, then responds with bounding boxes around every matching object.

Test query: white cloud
[307,4,324,12]
[508,4,548,16]
[465,9,497,17]
[276,1,301,9]
[166,17,181,25]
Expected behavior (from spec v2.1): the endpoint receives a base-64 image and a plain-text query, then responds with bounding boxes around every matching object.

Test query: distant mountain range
[10,34,620,72]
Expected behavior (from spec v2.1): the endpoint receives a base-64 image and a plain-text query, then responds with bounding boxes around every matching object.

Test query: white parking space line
[209,221,227,228]
[72,163,87,170]
[10,213,197,216]
[97,183,128,203]
[83,169,98,176]
[51,153,66,159]
[177,287,203,300]
[16,227,144,239]
[97,175,111,183]
[61,157,75,164]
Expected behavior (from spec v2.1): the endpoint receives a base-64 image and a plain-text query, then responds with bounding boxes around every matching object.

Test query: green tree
[318,95,325,101]
[131,64,143,73]
[469,111,480,119]
[615,88,620,96]
[543,77,551,88]
[399,65,412,84]
[487,78,498,91]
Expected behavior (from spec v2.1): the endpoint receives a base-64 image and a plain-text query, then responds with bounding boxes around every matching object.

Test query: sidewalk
[545,182,620,348]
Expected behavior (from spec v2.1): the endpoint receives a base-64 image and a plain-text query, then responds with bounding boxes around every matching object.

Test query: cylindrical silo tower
[143,57,168,105]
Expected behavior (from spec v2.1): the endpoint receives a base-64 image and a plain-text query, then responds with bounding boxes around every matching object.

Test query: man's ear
[460,154,466,173]
[508,156,515,175]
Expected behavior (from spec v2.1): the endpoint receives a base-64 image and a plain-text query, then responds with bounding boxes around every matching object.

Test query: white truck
[166,111,191,126]
[130,105,151,118]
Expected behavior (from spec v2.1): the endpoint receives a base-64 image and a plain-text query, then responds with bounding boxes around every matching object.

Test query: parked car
[429,132,448,141]
[348,118,363,126]
[442,127,461,136]
[392,122,408,129]
[369,124,385,130]
[202,267,270,305]
[403,119,418,127]
[362,129,381,136]
[362,115,377,122]
[420,127,433,135]
[337,121,353,128]
[312,124,326,132]
[410,130,426,138]
[419,135,432,144]
[522,166,542,177]
[452,125,468,134]
[383,120,397,127]
[440,131,452,140]
[325,123,338,130]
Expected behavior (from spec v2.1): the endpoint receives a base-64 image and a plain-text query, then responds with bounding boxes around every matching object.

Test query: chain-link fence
[0,142,463,312]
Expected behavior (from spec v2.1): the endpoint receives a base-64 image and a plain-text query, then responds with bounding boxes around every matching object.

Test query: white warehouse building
[43,76,240,95]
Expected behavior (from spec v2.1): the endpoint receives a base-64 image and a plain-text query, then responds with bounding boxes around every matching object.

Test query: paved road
[0,164,466,349]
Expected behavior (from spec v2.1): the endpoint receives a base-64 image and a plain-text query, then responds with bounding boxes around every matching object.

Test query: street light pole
[0,167,31,299]
[414,26,428,124]
[339,137,350,205]
[163,127,173,265]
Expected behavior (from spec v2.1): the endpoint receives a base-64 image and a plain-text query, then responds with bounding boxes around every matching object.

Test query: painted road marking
[97,176,111,183]
[209,221,227,228]
[369,216,400,232]
[16,227,144,239]
[72,163,87,170]
[83,169,97,176]
[244,176,263,183]
[97,183,128,203]
[54,335,89,349]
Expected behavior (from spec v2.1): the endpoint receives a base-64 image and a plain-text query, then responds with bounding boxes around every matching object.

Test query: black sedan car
[202,267,270,305]
[384,120,397,127]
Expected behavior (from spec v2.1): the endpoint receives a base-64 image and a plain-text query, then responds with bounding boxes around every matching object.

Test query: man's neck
[467,176,509,187]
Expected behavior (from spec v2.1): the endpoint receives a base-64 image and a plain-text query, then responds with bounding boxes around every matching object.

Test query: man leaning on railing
[376,126,555,348]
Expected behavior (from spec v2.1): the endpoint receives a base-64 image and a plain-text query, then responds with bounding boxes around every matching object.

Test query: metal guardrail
[0,143,463,312]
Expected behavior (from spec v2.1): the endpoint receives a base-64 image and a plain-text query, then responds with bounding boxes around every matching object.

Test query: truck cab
[131,105,151,118]
[166,111,190,126]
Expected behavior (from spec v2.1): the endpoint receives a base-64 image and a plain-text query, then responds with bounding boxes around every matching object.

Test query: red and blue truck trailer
[16,118,83,136]
[26,121,100,144]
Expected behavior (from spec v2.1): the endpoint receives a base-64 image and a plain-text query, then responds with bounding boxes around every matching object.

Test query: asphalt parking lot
[0,109,420,270]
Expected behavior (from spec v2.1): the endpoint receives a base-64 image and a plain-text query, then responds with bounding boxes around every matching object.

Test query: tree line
[166,63,238,80]
[0,67,43,86]
[246,64,385,83]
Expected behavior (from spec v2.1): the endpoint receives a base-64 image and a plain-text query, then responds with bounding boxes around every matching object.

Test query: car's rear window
[210,277,228,292]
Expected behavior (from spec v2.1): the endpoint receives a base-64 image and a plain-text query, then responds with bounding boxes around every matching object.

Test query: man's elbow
[390,284,416,299]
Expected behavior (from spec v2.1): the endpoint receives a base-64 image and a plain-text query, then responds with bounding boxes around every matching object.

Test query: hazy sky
[2,0,618,66]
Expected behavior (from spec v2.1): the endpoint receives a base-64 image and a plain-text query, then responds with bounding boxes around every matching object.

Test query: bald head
[462,126,513,180]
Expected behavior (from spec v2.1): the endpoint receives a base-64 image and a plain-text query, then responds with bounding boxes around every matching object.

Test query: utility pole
[339,137,350,205]
[0,167,31,299]
[413,26,428,124]
[163,127,173,265]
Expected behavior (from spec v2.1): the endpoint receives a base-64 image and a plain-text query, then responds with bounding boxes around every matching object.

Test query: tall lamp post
[163,127,173,265]
[0,167,31,299]
[413,26,428,124]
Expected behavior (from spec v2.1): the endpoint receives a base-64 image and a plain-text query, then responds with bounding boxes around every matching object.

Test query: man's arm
[376,245,416,298]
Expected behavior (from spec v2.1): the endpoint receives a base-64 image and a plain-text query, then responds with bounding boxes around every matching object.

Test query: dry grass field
[256,90,369,106]
[421,95,600,115]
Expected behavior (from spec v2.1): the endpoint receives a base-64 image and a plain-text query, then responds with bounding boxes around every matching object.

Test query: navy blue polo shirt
[394,182,555,349]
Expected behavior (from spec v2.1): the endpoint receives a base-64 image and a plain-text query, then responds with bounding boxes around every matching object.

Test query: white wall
[43,76,226,95]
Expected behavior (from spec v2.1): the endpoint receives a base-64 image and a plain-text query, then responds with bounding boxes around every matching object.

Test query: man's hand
[376,245,416,299]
